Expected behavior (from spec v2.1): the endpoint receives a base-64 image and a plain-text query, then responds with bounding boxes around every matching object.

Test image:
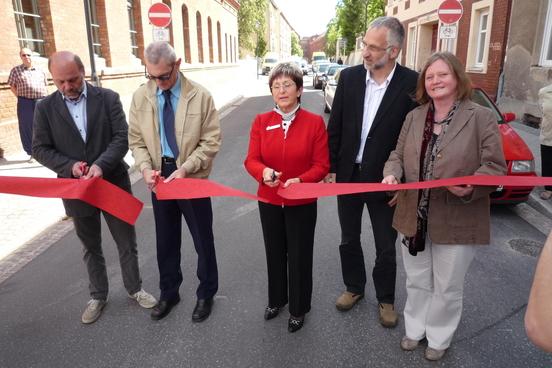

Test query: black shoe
[192,297,213,322]
[264,306,280,320]
[288,315,304,333]
[151,296,180,321]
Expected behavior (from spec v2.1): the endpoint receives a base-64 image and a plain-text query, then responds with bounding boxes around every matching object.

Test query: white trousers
[401,236,478,350]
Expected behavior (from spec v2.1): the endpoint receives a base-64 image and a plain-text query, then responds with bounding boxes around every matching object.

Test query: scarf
[274,103,300,139]
[402,101,459,256]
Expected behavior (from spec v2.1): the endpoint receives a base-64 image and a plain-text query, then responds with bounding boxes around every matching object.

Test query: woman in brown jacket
[382,52,506,361]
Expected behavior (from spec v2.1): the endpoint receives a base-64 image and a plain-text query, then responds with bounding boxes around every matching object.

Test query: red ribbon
[156,178,267,202]
[277,175,550,200]
[0,176,143,225]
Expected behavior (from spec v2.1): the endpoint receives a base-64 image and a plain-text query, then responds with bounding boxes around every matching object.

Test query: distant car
[313,62,335,89]
[261,53,279,75]
[323,68,344,113]
[321,64,347,91]
[471,87,536,203]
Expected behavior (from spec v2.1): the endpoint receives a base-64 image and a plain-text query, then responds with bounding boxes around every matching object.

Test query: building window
[541,0,552,66]
[163,0,174,46]
[466,0,493,72]
[407,25,416,69]
[182,4,191,63]
[196,11,204,63]
[127,0,138,57]
[217,22,222,63]
[89,0,102,57]
[208,17,214,63]
[225,33,228,62]
[12,0,45,55]
[474,10,489,67]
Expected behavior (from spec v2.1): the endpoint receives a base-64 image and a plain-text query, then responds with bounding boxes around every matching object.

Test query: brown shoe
[335,291,363,311]
[425,347,446,361]
[379,303,398,328]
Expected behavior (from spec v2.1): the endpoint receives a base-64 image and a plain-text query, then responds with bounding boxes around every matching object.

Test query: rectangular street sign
[153,28,169,42]
[439,24,457,39]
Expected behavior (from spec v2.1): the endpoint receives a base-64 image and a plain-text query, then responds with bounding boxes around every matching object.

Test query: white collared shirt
[355,63,397,163]
[63,82,88,142]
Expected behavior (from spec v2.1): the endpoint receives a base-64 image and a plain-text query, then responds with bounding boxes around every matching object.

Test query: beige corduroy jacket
[128,72,221,178]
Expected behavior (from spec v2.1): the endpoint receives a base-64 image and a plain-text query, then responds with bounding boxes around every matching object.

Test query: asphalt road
[1,77,551,367]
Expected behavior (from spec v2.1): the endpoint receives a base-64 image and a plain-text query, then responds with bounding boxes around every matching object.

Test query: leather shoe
[288,315,305,333]
[151,296,180,321]
[336,291,364,311]
[192,297,213,322]
[264,306,280,320]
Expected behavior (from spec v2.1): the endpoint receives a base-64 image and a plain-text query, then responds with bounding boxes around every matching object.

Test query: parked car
[261,52,279,75]
[323,85,535,203]
[471,87,536,203]
[313,62,335,89]
[320,64,347,91]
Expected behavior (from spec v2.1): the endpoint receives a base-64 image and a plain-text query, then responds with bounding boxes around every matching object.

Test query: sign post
[148,3,171,42]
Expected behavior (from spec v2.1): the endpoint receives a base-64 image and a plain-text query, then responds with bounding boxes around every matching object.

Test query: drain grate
[509,239,543,257]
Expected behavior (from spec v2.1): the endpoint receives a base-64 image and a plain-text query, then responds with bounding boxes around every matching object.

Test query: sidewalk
[0,59,269,270]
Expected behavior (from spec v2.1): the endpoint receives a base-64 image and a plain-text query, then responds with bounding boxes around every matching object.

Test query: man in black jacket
[326,17,418,327]
[33,51,156,324]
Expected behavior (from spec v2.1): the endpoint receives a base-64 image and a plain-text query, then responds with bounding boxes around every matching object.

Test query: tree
[255,36,267,58]
[291,33,303,57]
[238,0,267,57]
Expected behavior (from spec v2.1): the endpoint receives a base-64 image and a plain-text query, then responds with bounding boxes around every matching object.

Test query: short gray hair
[268,62,304,90]
[368,16,405,49]
[145,41,177,65]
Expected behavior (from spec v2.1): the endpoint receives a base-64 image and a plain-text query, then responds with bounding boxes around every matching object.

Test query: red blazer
[244,108,330,206]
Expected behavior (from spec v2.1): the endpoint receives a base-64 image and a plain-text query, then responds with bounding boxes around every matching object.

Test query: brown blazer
[383,100,507,244]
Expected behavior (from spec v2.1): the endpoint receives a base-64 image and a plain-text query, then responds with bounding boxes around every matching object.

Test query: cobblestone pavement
[0,59,268,284]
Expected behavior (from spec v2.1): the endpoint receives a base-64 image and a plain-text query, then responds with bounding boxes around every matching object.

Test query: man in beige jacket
[129,41,221,322]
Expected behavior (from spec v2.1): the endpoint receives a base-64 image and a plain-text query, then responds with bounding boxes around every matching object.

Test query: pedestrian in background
[244,62,329,333]
[326,16,418,327]
[382,52,507,361]
[33,51,157,324]
[8,47,47,160]
[129,41,221,322]
[538,84,552,200]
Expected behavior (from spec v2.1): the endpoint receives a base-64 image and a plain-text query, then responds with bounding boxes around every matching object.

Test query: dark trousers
[542,144,552,191]
[73,210,142,301]
[258,201,317,317]
[337,166,397,304]
[17,97,39,155]
[151,161,218,301]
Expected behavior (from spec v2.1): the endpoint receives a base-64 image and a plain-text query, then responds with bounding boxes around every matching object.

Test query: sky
[272,0,339,38]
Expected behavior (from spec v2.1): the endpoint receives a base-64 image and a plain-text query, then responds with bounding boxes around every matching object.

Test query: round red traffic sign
[438,0,463,24]
[148,3,172,28]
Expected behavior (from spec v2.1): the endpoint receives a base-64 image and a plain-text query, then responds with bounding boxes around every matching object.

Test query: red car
[472,87,536,203]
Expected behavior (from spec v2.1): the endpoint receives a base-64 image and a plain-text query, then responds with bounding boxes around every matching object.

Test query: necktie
[162,89,179,158]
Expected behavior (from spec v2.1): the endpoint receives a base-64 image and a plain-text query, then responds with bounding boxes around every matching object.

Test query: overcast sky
[272,0,339,38]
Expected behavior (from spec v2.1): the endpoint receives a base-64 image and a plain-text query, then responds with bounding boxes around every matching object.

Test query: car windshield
[313,55,326,61]
[471,88,505,124]
[327,66,343,76]
[318,64,331,72]
[264,58,277,63]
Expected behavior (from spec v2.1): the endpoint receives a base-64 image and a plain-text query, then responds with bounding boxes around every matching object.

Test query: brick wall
[456,0,512,100]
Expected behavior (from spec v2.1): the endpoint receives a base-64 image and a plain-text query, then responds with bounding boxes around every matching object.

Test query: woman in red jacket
[244,62,329,332]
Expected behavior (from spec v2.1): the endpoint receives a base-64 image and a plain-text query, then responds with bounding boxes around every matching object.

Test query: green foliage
[238,0,268,56]
[291,33,303,57]
[255,36,267,58]
[327,0,386,54]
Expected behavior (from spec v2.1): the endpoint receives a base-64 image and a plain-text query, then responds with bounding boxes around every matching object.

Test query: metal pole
[83,0,98,86]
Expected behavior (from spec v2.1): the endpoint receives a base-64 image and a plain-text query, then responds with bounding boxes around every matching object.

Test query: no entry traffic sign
[438,0,463,24]
[148,2,172,28]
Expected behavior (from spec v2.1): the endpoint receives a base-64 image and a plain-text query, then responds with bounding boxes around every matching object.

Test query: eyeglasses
[270,81,296,91]
[145,63,175,81]
[360,43,393,53]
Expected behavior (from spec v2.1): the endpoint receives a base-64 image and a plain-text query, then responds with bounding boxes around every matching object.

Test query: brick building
[386,0,511,100]
[0,0,239,157]
[300,34,326,63]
